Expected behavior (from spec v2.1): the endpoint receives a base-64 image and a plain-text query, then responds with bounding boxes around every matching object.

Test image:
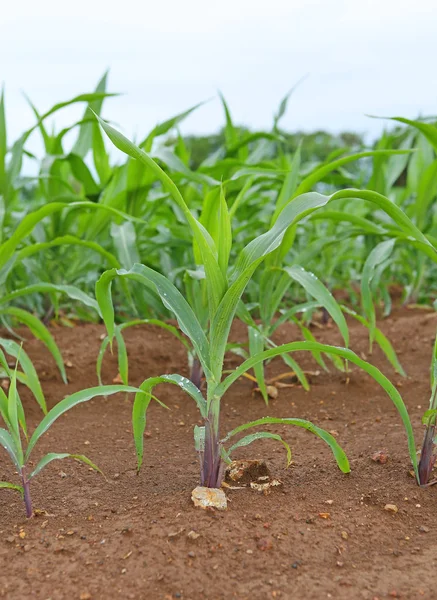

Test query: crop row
[0,74,436,516]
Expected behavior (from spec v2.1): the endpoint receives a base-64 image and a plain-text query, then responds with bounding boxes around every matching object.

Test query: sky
[1,0,436,152]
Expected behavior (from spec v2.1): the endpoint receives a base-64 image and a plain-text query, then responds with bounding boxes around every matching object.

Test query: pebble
[419,525,430,533]
[371,450,389,464]
[191,487,227,510]
[384,504,398,513]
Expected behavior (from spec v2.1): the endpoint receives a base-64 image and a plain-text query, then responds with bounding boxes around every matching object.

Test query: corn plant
[418,330,437,486]
[92,115,431,489]
[0,360,151,517]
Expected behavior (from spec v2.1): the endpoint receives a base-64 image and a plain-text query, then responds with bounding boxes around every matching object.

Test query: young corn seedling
[0,360,150,517]
[94,114,429,491]
[418,331,437,486]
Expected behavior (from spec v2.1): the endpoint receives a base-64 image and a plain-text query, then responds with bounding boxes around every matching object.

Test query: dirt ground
[0,309,437,600]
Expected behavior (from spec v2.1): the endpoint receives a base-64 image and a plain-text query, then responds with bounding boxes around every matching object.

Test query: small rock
[336,561,344,567]
[79,593,92,600]
[112,373,123,384]
[325,500,334,505]
[5,536,15,544]
[371,450,389,464]
[187,530,200,540]
[191,487,227,510]
[419,525,430,533]
[384,504,398,514]
[246,549,253,554]
[65,360,73,368]
[341,531,349,540]
[187,551,195,558]
[266,385,278,399]
[318,512,330,519]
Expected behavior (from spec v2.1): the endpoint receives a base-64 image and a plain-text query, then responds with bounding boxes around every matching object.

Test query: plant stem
[20,468,33,518]
[201,394,224,488]
[190,357,203,390]
[418,423,436,486]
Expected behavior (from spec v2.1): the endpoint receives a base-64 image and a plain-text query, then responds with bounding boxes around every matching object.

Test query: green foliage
[1,75,437,500]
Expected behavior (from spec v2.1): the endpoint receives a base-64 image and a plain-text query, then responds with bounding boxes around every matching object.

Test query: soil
[1,309,437,600]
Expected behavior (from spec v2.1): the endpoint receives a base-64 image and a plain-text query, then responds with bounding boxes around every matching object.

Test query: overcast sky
[1,0,436,151]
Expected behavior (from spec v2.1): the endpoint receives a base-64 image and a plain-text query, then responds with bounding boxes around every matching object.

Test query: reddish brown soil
[1,310,437,600]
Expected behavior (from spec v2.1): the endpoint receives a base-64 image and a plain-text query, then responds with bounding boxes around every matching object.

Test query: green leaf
[295,150,414,196]
[17,235,121,274]
[0,283,100,316]
[110,221,140,269]
[0,338,47,413]
[276,348,310,390]
[271,146,301,224]
[93,113,226,320]
[114,328,128,385]
[92,121,111,184]
[133,375,206,470]
[219,92,238,149]
[248,326,268,403]
[341,306,406,376]
[0,482,23,497]
[0,308,67,384]
[216,341,418,481]
[65,153,100,196]
[376,116,437,153]
[72,71,110,157]
[142,101,207,150]
[225,431,292,466]
[29,452,103,480]
[273,76,307,130]
[361,239,396,349]
[223,417,349,473]
[0,427,22,470]
[95,265,211,379]
[284,265,349,346]
[0,200,144,271]
[7,363,20,445]
[422,409,437,426]
[210,192,333,381]
[199,186,232,276]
